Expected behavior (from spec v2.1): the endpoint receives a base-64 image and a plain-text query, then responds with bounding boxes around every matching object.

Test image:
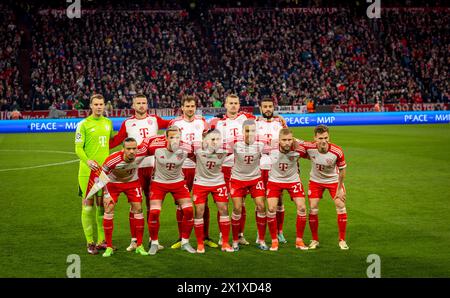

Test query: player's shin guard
[194,218,205,246]
[256,212,267,242]
[148,208,161,242]
[267,211,278,242]
[231,212,241,242]
[276,205,285,234]
[96,205,105,243]
[309,209,319,241]
[81,205,95,244]
[203,205,210,239]
[129,209,137,240]
[219,215,231,245]
[176,205,183,239]
[239,204,246,235]
[296,210,307,240]
[103,213,114,248]
[337,208,347,241]
[181,203,194,241]
[134,213,145,246]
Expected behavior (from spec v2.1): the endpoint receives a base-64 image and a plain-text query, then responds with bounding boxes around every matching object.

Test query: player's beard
[262,111,273,119]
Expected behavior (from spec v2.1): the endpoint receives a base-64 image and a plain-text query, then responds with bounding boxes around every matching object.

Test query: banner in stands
[1,111,449,134]
[313,103,449,113]
[275,105,307,114]
[0,108,177,120]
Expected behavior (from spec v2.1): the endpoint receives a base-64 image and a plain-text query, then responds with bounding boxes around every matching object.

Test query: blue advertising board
[0,111,449,133]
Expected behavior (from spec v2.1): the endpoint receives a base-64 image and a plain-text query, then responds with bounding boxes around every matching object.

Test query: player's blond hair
[225,94,239,104]
[242,119,256,128]
[165,125,181,137]
[90,94,105,104]
[279,128,293,137]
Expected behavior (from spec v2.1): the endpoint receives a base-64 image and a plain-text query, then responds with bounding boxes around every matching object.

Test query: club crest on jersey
[105,125,109,131]
[216,154,224,159]
[326,158,334,165]
[147,119,153,126]
[176,153,184,160]
[75,132,82,142]
[289,156,295,161]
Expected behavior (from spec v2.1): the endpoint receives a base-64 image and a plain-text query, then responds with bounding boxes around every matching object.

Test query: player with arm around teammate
[266,128,309,251]
[145,126,197,255]
[302,125,349,250]
[190,129,234,253]
[101,138,150,257]
[109,94,169,251]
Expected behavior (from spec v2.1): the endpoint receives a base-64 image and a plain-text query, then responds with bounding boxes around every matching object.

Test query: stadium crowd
[0,2,448,112]
[0,5,24,112]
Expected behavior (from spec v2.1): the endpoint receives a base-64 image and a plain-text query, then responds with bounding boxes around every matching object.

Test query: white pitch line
[0,149,79,172]
[0,159,79,172]
[0,149,76,155]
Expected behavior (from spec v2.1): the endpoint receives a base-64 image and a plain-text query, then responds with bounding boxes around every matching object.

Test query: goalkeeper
[75,94,114,255]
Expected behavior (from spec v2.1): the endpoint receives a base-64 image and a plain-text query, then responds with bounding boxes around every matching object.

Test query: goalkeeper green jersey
[75,115,114,177]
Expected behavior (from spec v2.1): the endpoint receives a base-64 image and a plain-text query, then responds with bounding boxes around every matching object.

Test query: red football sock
[219,215,231,245]
[276,205,285,234]
[203,204,210,239]
[103,213,114,248]
[176,205,183,239]
[194,218,204,246]
[256,212,267,242]
[296,214,307,240]
[129,211,136,239]
[240,204,246,235]
[267,211,278,241]
[148,208,161,241]
[134,213,145,246]
[338,213,347,241]
[231,213,241,242]
[309,213,319,241]
[181,204,194,240]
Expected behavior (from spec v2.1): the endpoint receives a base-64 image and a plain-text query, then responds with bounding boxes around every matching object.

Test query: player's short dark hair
[123,137,137,146]
[260,97,274,105]
[165,125,181,137]
[133,94,147,101]
[242,119,256,128]
[314,125,329,135]
[279,128,293,137]
[181,95,196,106]
[90,94,105,104]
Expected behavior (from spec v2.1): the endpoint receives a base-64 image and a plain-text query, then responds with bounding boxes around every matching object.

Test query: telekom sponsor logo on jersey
[279,163,289,171]
[139,127,150,138]
[206,161,216,169]
[166,163,176,170]
[244,156,254,164]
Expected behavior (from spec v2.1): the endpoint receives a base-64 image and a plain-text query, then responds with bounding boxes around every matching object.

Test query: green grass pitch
[0,124,449,277]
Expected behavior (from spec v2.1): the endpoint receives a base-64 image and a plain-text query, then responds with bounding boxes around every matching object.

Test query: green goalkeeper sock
[81,205,94,244]
[96,205,105,244]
